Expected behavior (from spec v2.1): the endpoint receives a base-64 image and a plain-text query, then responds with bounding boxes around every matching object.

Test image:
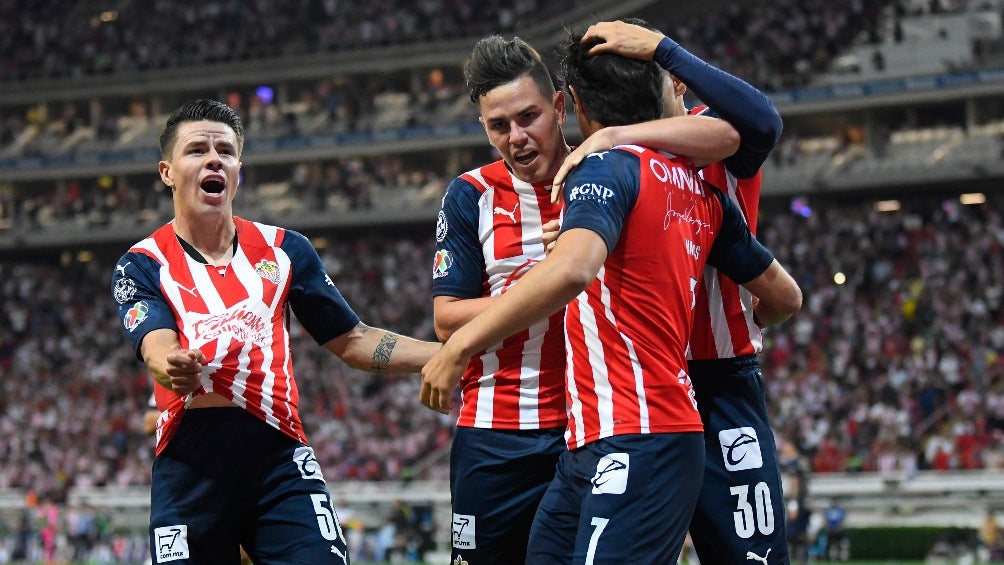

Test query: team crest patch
[124,301,149,332]
[254,260,281,284]
[153,524,189,562]
[113,277,137,303]
[452,555,469,565]
[591,453,629,494]
[432,249,453,279]
[436,210,449,242]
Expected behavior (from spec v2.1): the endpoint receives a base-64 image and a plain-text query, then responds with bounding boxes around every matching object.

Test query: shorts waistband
[687,354,760,373]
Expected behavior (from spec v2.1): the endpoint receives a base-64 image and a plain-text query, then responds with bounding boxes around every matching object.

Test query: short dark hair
[560,28,664,127]
[159,99,245,159]
[464,35,556,104]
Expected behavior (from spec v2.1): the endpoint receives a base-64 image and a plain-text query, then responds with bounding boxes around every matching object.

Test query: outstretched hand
[582,20,665,61]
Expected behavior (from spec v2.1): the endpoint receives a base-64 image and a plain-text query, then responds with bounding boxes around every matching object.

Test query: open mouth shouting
[513,150,538,167]
[200,175,226,196]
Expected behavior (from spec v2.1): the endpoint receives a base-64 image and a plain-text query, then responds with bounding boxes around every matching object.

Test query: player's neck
[174,216,237,266]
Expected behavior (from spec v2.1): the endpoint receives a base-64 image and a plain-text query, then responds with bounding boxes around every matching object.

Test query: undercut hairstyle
[560,27,664,127]
[159,99,245,159]
[464,35,556,104]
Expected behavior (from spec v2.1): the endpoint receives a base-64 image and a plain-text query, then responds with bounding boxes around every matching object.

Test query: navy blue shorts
[688,355,789,564]
[449,426,565,564]
[526,432,704,564]
[149,408,349,564]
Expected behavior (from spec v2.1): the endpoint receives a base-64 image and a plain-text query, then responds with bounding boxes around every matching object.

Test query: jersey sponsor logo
[254,259,280,284]
[650,158,703,195]
[452,513,476,549]
[432,249,453,279]
[436,210,449,242]
[746,548,771,564]
[493,201,519,223]
[591,453,629,495]
[568,182,614,204]
[192,300,269,345]
[719,427,764,471]
[153,525,189,562]
[685,239,701,260]
[324,274,335,287]
[677,370,699,410]
[113,277,137,304]
[293,446,325,481]
[124,301,149,332]
[115,262,130,276]
[586,151,610,161]
[452,555,469,565]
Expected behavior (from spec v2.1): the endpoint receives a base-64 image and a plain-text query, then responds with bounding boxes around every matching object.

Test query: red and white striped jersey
[113,217,360,454]
[559,146,716,448]
[557,145,775,449]
[432,160,567,430]
[689,105,764,360]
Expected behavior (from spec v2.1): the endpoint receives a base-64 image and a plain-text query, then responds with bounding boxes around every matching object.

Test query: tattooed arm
[324,322,441,374]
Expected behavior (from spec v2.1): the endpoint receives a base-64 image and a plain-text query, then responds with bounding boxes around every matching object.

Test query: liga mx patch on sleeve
[452,513,476,549]
[154,524,189,562]
[719,427,764,471]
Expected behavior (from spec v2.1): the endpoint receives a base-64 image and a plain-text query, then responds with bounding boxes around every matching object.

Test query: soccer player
[432,35,742,564]
[421,27,800,563]
[112,99,440,564]
[566,20,795,564]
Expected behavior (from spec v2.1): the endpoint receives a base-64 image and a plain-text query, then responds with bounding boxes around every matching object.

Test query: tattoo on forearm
[371,333,398,373]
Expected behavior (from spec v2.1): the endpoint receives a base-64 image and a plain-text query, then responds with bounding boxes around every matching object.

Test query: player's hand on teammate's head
[582,20,664,61]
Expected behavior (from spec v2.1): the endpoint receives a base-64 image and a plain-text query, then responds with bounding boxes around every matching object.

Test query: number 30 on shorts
[729,482,775,538]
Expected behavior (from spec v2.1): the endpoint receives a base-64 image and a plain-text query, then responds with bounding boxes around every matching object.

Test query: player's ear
[159,160,174,189]
[554,91,567,124]
[672,75,687,97]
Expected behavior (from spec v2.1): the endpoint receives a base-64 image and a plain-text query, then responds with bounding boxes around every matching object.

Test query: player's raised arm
[551,115,739,200]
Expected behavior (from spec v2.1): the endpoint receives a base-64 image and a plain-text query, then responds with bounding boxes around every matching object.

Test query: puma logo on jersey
[171,280,199,298]
[746,548,771,564]
[115,262,130,276]
[493,201,519,223]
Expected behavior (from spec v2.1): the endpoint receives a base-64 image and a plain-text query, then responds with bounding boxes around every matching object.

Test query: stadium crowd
[1,0,912,164]
[0,0,576,81]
